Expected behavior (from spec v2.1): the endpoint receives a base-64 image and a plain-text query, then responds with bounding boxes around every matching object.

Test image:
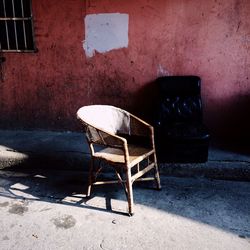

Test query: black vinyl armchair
[155,76,210,163]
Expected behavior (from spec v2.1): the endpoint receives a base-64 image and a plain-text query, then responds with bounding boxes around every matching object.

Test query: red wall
[1,0,250,141]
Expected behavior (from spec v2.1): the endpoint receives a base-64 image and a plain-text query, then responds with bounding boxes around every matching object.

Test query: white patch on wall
[83,13,129,58]
[157,64,170,77]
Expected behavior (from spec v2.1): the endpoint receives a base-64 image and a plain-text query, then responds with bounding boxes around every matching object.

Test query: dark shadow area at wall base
[0,130,250,182]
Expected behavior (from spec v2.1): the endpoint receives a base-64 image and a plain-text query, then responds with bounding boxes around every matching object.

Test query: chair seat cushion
[94,145,154,166]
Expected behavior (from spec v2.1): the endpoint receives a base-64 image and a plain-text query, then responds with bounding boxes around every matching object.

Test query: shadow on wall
[129,81,250,157]
[207,93,250,145]
[128,80,158,124]
[89,74,158,125]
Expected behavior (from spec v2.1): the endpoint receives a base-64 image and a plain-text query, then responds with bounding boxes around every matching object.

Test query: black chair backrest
[156,76,203,125]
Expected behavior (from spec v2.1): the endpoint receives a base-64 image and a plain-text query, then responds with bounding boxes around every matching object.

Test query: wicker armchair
[77,105,161,215]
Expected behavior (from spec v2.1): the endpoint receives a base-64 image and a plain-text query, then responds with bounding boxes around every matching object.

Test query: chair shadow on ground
[0,161,250,239]
[0,164,139,216]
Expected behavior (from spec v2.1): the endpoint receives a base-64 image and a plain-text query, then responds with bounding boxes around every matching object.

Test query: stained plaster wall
[0,0,250,141]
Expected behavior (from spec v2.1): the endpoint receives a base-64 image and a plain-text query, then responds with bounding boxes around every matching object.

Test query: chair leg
[153,153,161,190]
[126,167,134,216]
[86,158,94,197]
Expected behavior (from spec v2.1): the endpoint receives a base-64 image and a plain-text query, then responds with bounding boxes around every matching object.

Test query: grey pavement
[0,130,250,249]
[0,130,250,180]
[0,169,249,249]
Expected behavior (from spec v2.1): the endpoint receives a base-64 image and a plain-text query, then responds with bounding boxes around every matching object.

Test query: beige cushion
[77,105,130,135]
[94,145,154,166]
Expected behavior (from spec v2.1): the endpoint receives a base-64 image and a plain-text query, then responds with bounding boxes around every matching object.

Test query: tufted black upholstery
[155,76,210,163]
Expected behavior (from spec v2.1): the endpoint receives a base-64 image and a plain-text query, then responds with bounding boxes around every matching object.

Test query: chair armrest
[77,116,129,160]
[96,130,127,147]
[129,114,153,137]
[129,114,155,148]
[90,127,130,164]
[85,124,126,146]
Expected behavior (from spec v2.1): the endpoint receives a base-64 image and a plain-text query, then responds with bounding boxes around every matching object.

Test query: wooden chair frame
[77,105,161,215]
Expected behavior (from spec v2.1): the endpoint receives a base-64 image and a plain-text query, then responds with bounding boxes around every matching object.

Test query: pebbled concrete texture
[1,130,250,181]
[0,169,249,250]
[0,130,250,249]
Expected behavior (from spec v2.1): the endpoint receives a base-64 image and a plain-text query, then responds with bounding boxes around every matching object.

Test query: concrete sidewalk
[0,131,250,249]
[0,130,250,181]
[0,169,249,249]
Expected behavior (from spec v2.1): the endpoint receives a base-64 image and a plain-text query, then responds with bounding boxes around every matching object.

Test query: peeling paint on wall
[83,13,129,58]
[157,64,170,77]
